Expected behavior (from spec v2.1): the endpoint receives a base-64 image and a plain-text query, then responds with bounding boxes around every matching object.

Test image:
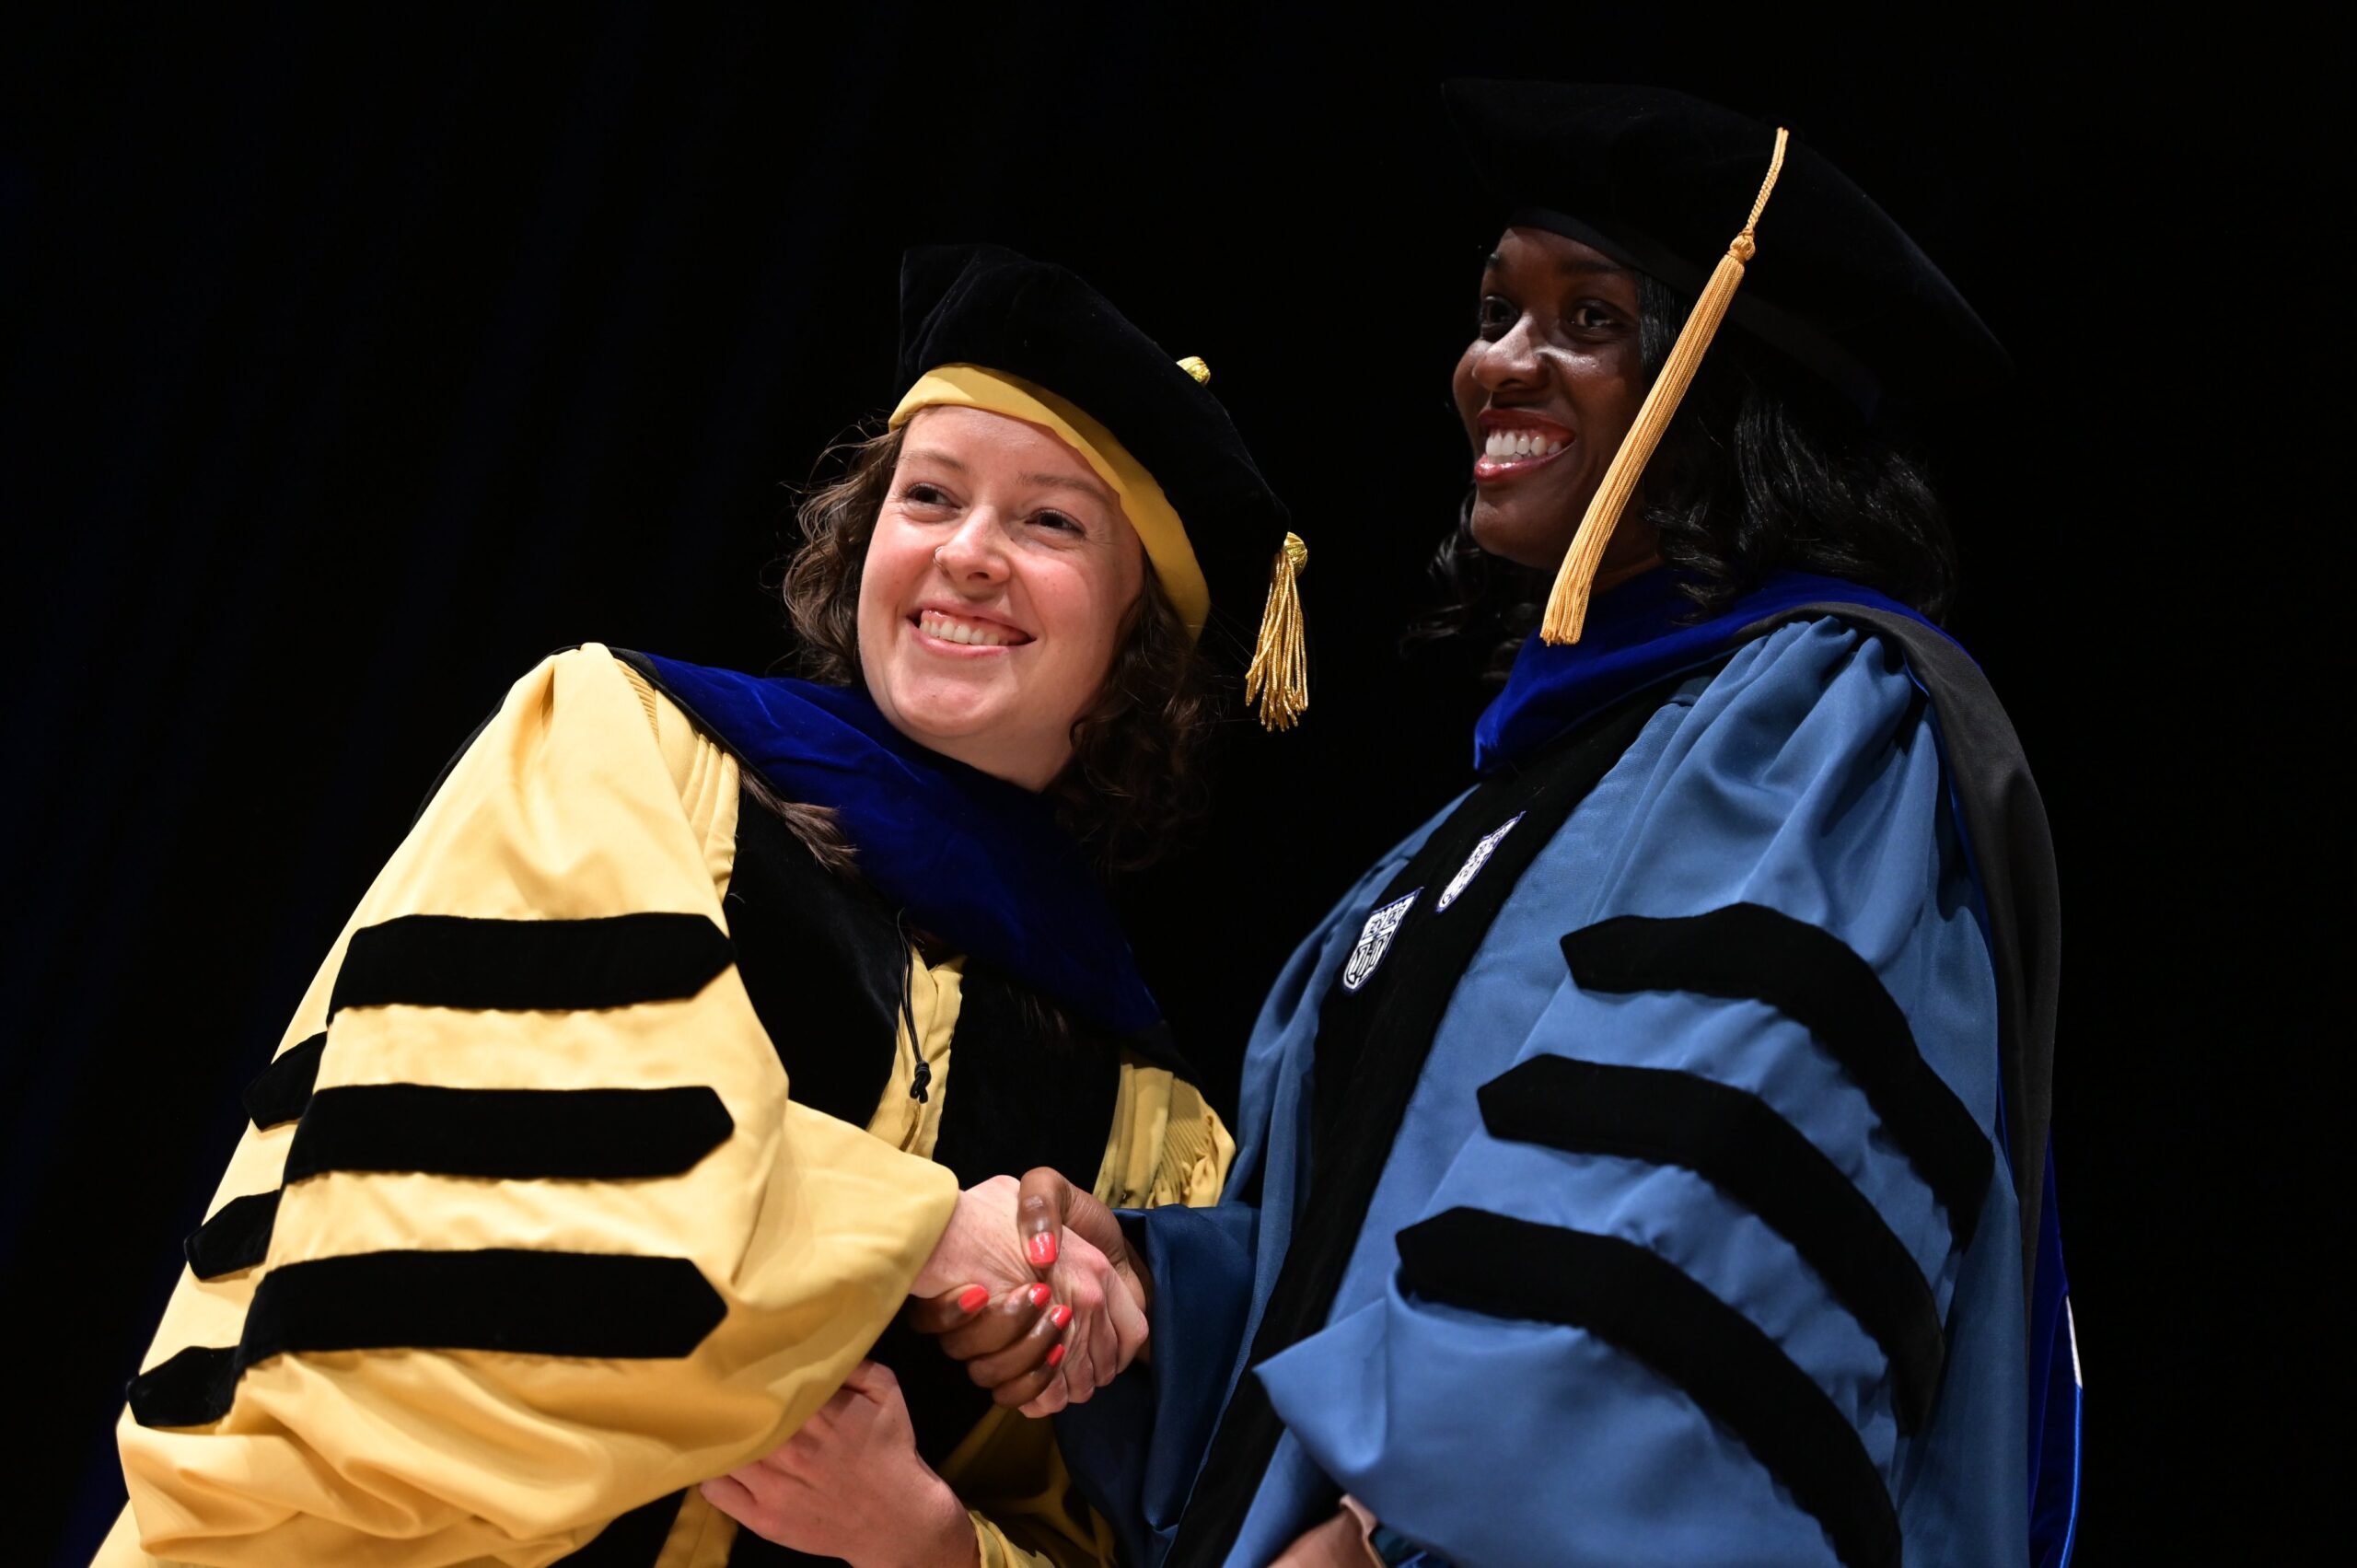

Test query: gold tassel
[1539,125,1792,645]
[1244,531,1310,731]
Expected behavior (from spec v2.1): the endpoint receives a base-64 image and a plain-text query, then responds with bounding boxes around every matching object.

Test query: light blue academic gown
[1064,575,2072,1568]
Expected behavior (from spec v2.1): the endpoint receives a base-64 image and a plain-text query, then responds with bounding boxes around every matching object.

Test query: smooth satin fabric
[1250,621,2020,1566]
[110,646,961,1568]
[1078,606,2037,1567]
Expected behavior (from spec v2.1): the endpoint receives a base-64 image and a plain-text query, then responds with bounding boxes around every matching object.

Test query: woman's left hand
[700,1360,979,1568]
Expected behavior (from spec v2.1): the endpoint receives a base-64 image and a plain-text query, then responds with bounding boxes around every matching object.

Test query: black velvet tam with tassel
[1444,79,2010,418]
[894,242,1294,649]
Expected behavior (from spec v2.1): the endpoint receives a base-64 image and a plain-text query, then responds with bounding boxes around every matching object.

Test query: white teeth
[918,610,1018,646]
[1483,429,1566,462]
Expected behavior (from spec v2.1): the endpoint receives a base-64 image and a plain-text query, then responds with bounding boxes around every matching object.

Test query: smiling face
[1452,226,1656,578]
[856,405,1149,790]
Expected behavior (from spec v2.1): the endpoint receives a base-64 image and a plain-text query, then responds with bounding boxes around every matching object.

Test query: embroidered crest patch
[1436,811,1526,913]
[1342,889,1421,993]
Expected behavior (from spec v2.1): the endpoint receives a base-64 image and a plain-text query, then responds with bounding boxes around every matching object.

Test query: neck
[1590,550,1666,596]
[949,742,1066,794]
[901,726,1069,794]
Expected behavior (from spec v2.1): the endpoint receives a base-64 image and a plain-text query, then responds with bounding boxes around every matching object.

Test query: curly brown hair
[779,422,1217,873]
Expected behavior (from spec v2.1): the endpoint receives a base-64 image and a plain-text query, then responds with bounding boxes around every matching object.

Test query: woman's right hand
[909,1169,1151,1413]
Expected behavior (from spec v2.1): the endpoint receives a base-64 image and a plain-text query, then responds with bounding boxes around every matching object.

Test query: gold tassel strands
[1539,126,1792,645]
[1245,532,1310,731]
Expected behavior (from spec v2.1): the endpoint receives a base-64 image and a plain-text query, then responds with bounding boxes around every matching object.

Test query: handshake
[697,1169,1155,1560]
[907,1168,1149,1417]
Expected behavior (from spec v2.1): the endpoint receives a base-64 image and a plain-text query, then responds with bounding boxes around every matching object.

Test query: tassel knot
[1245,532,1310,731]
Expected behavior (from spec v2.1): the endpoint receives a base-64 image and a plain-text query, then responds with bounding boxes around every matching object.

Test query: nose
[1469,312,1546,396]
[933,505,1012,588]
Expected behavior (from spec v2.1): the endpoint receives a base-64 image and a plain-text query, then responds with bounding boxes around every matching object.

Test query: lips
[1473,409,1574,483]
[913,607,1031,650]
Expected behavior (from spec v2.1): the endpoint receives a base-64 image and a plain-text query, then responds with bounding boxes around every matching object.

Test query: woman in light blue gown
[967,80,2080,1568]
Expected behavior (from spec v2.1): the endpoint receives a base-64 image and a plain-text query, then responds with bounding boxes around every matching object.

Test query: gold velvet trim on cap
[889,364,1213,638]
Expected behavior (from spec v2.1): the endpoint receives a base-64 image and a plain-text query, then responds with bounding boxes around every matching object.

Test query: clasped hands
[700,1168,1142,1566]
[910,1167,1148,1415]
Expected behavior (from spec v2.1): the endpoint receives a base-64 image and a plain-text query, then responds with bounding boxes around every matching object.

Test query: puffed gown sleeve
[101,645,959,1568]
[1253,621,2023,1568]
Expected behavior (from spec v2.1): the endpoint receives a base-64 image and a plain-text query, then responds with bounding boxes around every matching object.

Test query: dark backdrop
[3,6,2328,1563]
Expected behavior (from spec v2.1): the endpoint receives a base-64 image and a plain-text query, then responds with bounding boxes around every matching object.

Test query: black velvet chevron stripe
[282,1085,734,1182]
[184,1191,283,1280]
[127,1345,239,1432]
[126,1249,726,1429]
[330,912,734,1015]
[1561,902,1990,1245]
[1398,1208,1898,1568]
[243,1033,326,1130]
[1479,1055,1945,1432]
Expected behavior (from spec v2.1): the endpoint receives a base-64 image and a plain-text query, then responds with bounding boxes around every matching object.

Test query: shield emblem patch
[1436,811,1526,913]
[1342,889,1422,993]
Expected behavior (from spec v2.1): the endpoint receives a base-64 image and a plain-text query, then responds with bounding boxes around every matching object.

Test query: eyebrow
[902,448,1116,509]
[1023,471,1117,507]
[1483,250,1631,279]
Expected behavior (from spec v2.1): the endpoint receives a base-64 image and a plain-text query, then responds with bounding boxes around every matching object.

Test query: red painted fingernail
[1047,1343,1067,1367]
[1051,1304,1074,1330]
[958,1285,989,1313]
[1027,1283,1053,1308]
[1027,1233,1059,1267]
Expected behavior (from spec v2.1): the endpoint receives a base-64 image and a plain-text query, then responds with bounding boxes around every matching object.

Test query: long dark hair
[780,423,1216,874]
[1414,272,1959,673]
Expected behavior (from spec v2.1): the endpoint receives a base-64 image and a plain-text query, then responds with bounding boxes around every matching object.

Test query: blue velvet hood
[1473,569,1950,773]
[633,654,1159,1037]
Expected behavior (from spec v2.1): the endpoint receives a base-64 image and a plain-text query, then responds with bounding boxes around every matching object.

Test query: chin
[893,689,1004,744]
[1468,496,1576,573]
[867,656,986,726]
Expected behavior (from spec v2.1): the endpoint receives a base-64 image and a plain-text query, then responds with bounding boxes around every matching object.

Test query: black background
[3,6,2330,1563]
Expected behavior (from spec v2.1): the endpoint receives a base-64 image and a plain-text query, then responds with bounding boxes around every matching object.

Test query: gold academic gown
[96,645,1231,1568]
